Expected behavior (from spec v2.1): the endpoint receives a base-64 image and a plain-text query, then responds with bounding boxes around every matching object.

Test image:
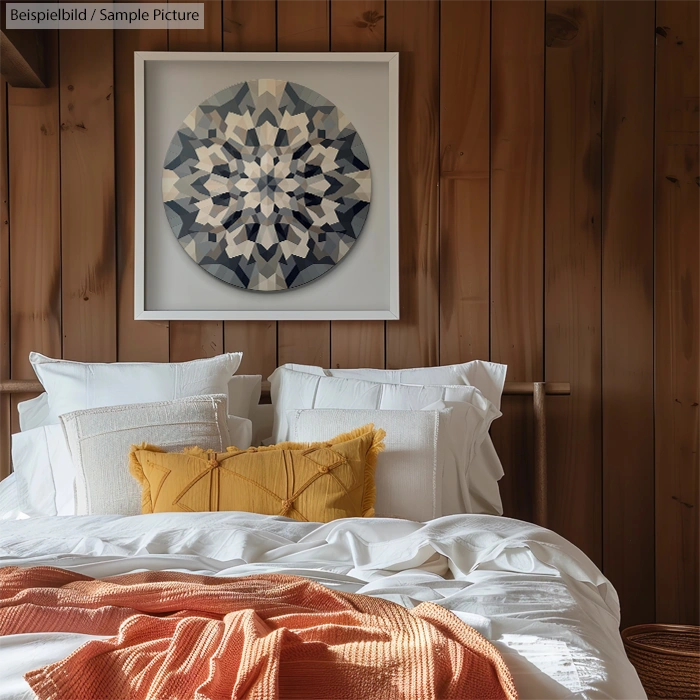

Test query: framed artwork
[134,52,399,321]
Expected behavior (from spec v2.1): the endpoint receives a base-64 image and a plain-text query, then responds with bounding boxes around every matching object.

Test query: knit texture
[0,566,518,700]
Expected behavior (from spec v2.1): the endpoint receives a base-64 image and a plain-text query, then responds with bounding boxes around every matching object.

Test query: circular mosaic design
[162,79,372,292]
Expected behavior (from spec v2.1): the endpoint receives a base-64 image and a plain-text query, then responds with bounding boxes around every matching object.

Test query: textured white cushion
[30,352,242,426]
[11,425,75,517]
[270,363,507,515]
[61,395,231,516]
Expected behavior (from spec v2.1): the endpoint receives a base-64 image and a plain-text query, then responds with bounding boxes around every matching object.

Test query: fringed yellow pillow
[129,424,385,523]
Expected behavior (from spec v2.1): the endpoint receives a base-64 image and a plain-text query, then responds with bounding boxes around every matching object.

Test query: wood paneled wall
[0,0,697,629]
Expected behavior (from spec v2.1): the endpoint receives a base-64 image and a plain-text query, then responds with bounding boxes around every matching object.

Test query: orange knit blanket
[0,566,518,700]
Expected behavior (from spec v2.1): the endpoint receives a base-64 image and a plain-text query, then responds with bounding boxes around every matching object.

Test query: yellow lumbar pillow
[129,424,386,523]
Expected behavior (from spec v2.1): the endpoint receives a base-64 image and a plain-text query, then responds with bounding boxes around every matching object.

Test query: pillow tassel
[128,443,166,515]
[361,428,386,518]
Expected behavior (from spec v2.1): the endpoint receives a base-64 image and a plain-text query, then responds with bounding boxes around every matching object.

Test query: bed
[0,359,646,699]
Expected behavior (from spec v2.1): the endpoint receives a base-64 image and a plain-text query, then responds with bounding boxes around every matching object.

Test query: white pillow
[11,411,251,518]
[277,360,507,409]
[227,375,262,420]
[17,392,49,432]
[270,363,506,514]
[12,425,75,517]
[29,352,242,426]
[269,367,497,441]
[61,395,231,516]
[19,372,257,435]
[269,368,501,514]
[288,407,488,521]
[227,414,253,449]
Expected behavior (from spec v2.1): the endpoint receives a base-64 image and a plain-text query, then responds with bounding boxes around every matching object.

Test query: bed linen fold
[0,512,646,699]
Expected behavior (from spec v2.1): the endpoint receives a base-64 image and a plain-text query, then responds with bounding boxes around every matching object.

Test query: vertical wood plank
[9,31,61,430]
[116,26,169,362]
[60,29,117,362]
[439,0,490,365]
[224,0,276,51]
[654,0,699,626]
[222,0,278,377]
[544,2,603,565]
[277,0,329,52]
[0,76,10,477]
[602,0,655,629]
[168,0,224,362]
[385,0,439,369]
[331,0,384,50]
[276,0,331,368]
[491,0,545,521]
[168,0,223,51]
[330,0,385,369]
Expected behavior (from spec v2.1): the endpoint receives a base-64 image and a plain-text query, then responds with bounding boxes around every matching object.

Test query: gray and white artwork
[162,79,372,292]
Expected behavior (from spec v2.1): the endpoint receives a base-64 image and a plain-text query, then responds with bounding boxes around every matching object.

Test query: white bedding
[0,511,645,699]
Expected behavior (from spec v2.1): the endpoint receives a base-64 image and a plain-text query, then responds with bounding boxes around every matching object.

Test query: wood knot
[545,13,578,47]
[354,10,383,31]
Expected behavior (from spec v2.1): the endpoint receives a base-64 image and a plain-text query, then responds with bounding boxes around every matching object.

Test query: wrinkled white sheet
[0,512,646,700]
[0,475,27,521]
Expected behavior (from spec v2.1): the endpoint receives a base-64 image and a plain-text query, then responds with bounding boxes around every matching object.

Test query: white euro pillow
[270,363,507,515]
[29,352,242,426]
[276,360,507,409]
[18,373,257,436]
[288,407,477,521]
[270,368,501,515]
[61,395,232,516]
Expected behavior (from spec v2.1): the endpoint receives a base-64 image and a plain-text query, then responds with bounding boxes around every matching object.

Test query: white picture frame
[134,51,399,321]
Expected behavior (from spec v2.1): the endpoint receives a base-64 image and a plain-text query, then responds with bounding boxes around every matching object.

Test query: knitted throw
[0,566,518,700]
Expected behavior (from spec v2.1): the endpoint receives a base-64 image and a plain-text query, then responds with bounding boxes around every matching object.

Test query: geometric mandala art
[162,79,371,292]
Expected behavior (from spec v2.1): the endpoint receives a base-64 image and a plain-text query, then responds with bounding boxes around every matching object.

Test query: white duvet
[0,511,645,700]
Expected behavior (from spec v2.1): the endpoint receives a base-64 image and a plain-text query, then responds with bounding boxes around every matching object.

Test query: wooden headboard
[0,380,570,527]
